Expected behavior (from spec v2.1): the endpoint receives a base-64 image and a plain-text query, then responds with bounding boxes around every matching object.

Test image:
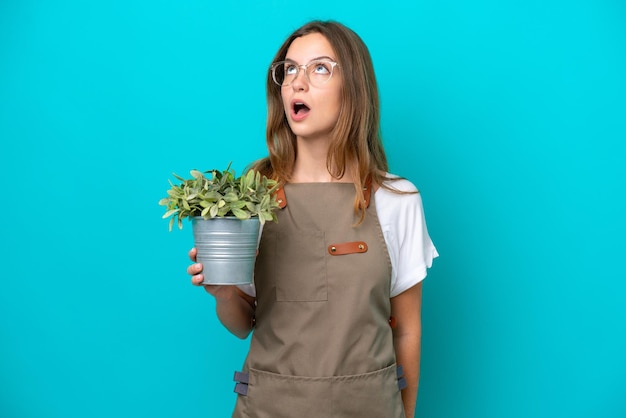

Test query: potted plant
[159,164,280,285]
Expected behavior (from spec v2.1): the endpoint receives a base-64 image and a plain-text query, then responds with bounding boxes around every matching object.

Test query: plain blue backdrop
[1,0,625,417]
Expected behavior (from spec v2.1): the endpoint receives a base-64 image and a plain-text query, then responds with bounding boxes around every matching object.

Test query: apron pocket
[330,364,405,418]
[240,365,404,418]
[273,230,327,302]
[245,368,331,418]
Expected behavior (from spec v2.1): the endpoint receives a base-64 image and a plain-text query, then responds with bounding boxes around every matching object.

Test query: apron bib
[233,183,405,418]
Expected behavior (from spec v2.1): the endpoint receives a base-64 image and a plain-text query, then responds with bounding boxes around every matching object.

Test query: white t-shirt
[239,176,438,298]
[375,176,438,297]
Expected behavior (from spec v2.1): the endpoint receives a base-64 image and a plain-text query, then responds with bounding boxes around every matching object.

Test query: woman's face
[281,33,342,144]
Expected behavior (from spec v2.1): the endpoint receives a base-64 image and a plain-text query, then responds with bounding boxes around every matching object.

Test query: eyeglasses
[270,59,340,88]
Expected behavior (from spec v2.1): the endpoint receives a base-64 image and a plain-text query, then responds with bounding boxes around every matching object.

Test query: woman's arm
[390,281,423,418]
[188,248,256,339]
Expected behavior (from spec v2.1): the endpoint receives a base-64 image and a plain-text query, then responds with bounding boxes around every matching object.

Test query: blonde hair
[251,20,406,222]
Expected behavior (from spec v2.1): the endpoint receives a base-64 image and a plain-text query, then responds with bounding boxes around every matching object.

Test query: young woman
[187,20,437,418]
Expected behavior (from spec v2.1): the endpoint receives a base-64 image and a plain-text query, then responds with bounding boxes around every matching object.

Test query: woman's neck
[291,137,354,183]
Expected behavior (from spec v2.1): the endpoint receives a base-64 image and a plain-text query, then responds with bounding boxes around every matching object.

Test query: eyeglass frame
[270,58,340,87]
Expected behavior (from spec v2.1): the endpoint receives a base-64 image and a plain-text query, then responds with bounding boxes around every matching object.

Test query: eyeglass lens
[272,60,335,87]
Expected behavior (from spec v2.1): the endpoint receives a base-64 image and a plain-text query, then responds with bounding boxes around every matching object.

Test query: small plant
[159,164,280,231]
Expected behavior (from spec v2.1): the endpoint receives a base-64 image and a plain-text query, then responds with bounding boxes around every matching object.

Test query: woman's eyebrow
[284,55,335,63]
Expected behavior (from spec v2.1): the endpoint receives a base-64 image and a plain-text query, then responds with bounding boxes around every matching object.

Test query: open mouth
[293,102,310,115]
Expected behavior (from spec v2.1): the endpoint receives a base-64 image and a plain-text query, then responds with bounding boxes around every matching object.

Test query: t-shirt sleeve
[376,178,438,297]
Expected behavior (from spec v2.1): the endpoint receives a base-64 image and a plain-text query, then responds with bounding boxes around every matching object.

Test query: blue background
[1,1,625,417]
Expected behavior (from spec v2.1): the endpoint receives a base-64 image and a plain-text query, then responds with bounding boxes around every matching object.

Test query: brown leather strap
[275,186,287,209]
[327,241,368,255]
[388,316,397,329]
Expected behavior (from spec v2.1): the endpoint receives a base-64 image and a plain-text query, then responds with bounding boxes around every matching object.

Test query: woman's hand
[187,247,204,285]
[187,248,238,301]
[187,248,255,339]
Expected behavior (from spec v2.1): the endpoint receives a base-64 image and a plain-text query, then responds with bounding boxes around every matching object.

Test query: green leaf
[200,191,217,201]
[162,209,179,219]
[217,204,230,217]
[245,169,255,187]
[230,200,246,209]
[223,192,238,202]
[239,171,247,190]
[231,207,249,220]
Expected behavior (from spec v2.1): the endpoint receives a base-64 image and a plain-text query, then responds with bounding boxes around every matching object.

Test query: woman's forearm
[394,329,421,417]
[213,287,256,339]
[391,282,423,417]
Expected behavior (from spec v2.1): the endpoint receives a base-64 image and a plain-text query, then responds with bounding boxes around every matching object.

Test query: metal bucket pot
[191,216,260,285]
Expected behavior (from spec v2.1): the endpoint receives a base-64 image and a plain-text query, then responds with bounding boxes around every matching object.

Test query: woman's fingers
[187,262,203,276]
[190,273,204,286]
[188,247,197,262]
[187,260,204,286]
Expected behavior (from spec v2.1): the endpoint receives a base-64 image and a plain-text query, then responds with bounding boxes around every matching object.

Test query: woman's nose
[291,68,308,91]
